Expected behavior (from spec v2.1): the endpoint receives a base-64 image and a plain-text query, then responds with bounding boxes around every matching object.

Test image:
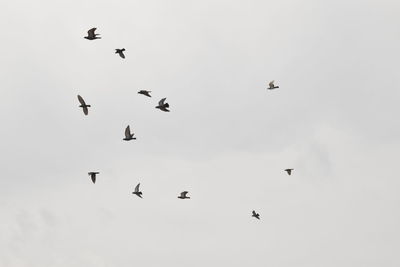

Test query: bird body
[178,191,190,199]
[252,210,260,220]
[285,168,294,175]
[138,90,152,97]
[123,125,136,141]
[132,183,143,198]
[77,95,90,115]
[156,98,170,112]
[115,48,126,58]
[88,172,99,184]
[268,80,279,90]
[84,28,101,40]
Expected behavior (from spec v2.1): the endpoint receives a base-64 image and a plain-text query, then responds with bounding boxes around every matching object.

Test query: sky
[0,0,400,266]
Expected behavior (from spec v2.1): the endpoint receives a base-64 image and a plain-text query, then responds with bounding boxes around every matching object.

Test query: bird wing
[77,95,86,106]
[119,52,125,59]
[125,125,131,138]
[90,173,96,183]
[181,191,188,197]
[87,28,97,37]
[135,183,140,192]
[269,80,275,88]
[82,106,88,115]
[159,98,166,106]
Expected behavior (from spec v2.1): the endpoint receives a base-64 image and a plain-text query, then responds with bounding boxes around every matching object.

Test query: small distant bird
[84,28,101,40]
[178,191,190,199]
[138,90,151,97]
[77,95,91,115]
[123,125,136,141]
[252,210,260,220]
[88,172,99,184]
[115,48,126,58]
[156,98,170,112]
[132,183,143,198]
[268,80,279,90]
[284,168,294,175]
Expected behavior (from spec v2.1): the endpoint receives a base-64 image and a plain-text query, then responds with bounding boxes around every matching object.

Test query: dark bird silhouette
[252,210,260,220]
[138,90,151,97]
[285,168,294,175]
[156,98,170,112]
[84,28,101,40]
[88,172,99,184]
[178,191,190,199]
[268,80,279,90]
[77,95,91,115]
[115,48,126,58]
[123,125,136,141]
[132,183,143,198]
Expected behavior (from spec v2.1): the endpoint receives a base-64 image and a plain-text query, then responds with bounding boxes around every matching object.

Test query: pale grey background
[0,0,399,266]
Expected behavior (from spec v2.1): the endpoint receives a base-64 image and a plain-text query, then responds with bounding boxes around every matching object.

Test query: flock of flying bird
[80,27,293,220]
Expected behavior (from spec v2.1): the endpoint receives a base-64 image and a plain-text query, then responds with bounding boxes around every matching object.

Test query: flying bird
[138,90,151,97]
[284,168,294,175]
[156,98,170,112]
[252,210,260,220]
[77,95,91,115]
[88,172,99,184]
[132,183,143,198]
[84,28,101,40]
[268,80,279,90]
[178,191,190,199]
[115,48,126,58]
[123,125,136,141]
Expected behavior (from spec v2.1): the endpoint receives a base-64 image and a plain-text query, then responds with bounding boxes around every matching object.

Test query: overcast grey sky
[1,0,399,266]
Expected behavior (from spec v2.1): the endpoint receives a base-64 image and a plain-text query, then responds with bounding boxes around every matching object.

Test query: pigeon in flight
[123,125,136,141]
[115,48,126,58]
[77,95,91,115]
[138,90,151,97]
[88,172,99,184]
[84,28,101,40]
[268,80,279,90]
[252,210,260,220]
[156,98,170,112]
[132,183,143,198]
[178,191,190,199]
[284,168,294,175]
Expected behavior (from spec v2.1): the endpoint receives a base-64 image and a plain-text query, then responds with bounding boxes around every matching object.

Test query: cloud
[0,0,399,266]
